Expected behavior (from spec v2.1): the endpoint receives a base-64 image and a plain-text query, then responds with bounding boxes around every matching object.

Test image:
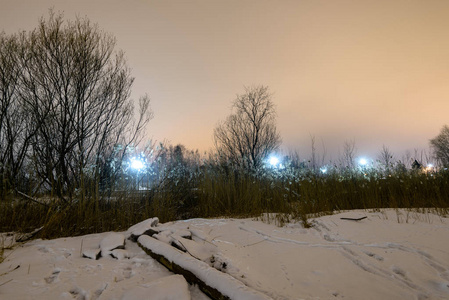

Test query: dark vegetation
[1,12,449,240]
[1,142,449,239]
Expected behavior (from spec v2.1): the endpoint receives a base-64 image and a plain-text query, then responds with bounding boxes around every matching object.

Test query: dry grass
[0,166,448,240]
[0,233,16,265]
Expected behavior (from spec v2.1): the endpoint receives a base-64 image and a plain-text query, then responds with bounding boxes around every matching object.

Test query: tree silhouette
[430,125,449,167]
[214,85,281,171]
[0,11,152,201]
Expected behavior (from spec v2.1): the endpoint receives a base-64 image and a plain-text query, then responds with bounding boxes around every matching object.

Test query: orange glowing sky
[2,0,449,161]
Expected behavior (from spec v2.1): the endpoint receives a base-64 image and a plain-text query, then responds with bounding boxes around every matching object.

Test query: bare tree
[377,145,395,173]
[1,11,152,201]
[308,136,327,172]
[0,32,20,194]
[0,32,37,194]
[430,125,449,167]
[214,85,281,171]
[341,139,357,169]
[310,135,317,172]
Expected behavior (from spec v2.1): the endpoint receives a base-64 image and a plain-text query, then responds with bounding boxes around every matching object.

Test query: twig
[16,190,49,208]
[176,239,202,261]
[200,237,218,248]
[0,279,13,287]
[243,239,266,247]
[190,231,217,248]
[0,265,20,277]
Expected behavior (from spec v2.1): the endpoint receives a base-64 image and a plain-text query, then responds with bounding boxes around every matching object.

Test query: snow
[100,233,125,251]
[111,249,130,260]
[171,236,217,262]
[1,209,448,299]
[121,275,191,300]
[82,248,101,260]
[99,232,125,258]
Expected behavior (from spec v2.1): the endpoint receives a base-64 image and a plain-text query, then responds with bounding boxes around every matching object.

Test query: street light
[130,157,145,170]
[269,155,280,167]
[129,157,145,190]
[358,158,368,166]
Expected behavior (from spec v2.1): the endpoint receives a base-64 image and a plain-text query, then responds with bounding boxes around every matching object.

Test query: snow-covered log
[100,233,125,257]
[82,248,101,260]
[137,235,272,300]
[126,217,160,242]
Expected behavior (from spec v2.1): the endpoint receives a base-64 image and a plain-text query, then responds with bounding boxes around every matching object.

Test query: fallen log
[137,235,272,300]
[16,227,44,242]
[340,216,367,221]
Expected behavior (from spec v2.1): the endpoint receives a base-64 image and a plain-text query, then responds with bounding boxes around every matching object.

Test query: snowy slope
[0,209,448,299]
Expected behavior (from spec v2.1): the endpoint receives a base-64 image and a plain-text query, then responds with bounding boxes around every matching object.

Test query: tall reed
[1,164,448,240]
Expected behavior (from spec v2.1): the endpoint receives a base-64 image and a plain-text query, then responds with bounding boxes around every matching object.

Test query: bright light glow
[130,157,145,170]
[427,163,433,168]
[425,163,434,172]
[269,155,279,167]
[320,167,327,174]
[359,158,368,166]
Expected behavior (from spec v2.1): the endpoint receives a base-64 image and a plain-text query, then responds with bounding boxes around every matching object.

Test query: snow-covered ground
[1,209,448,300]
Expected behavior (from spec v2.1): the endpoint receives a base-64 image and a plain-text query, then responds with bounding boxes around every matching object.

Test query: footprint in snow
[37,245,49,253]
[323,234,335,242]
[44,268,61,284]
[362,250,384,261]
[69,286,88,300]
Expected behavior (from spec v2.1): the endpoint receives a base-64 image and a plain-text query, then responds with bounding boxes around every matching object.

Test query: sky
[2,0,449,163]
